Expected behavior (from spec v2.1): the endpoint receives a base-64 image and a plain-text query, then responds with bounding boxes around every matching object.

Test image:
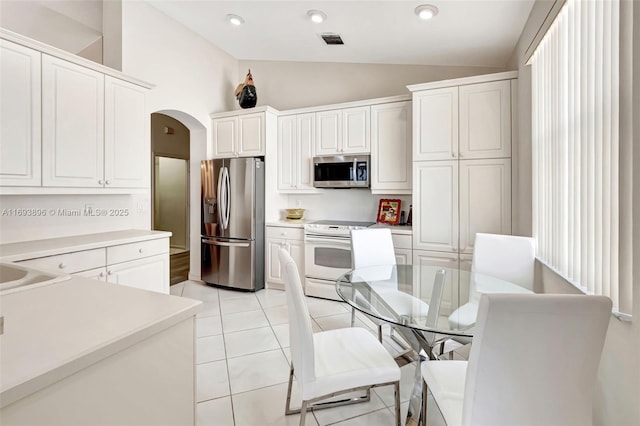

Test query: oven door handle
[305,236,352,246]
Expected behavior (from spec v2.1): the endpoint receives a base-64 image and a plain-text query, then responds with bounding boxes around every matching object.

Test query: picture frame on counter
[376,199,401,225]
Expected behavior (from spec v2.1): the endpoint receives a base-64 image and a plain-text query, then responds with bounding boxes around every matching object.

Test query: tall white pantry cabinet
[408,72,516,305]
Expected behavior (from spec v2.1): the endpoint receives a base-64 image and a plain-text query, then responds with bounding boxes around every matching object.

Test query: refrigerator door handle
[223,166,231,229]
[201,238,250,248]
[217,167,224,230]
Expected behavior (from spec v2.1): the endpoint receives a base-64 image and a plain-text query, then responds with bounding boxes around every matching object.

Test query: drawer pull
[99,272,105,278]
[139,248,144,254]
[58,263,66,269]
[107,270,113,276]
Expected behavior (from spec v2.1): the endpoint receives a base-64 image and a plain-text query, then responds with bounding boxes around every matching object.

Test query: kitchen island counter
[0,276,201,424]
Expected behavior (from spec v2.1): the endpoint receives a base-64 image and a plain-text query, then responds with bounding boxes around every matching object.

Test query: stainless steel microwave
[313,155,370,188]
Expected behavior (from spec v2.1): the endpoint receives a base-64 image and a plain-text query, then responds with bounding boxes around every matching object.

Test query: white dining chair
[448,233,536,331]
[350,228,429,348]
[278,248,401,426]
[422,293,612,426]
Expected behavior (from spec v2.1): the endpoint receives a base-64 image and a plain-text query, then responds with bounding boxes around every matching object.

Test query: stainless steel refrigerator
[201,158,265,291]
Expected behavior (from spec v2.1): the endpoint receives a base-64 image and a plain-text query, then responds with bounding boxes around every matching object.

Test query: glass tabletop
[336,264,532,337]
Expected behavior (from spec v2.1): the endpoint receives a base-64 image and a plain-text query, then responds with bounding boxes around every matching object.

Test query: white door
[412,250,460,315]
[342,106,370,153]
[413,87,458,161]
[277,115,296,191]
[104,76,149,188]
[238,113,264,156]
[413,161,459,252]
[107,254,169,294]
[212,116,237,158]
[296,113,316,190]
[459,80,511,159]
[288,239,305,282]
[266,238,286,285]
[0,40,41,186]
[371,101,411,193]
[458,158,512,253]
[42,55,104,187]
[315,110,341,155]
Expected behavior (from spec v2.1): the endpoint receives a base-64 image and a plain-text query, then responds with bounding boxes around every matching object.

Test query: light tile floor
[171,280,450,426]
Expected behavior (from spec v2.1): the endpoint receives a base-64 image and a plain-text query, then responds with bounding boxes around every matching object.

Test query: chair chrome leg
[421,380,428,425]
[299,400,308,426]
[394,381,401,426]
[285,364,296,415]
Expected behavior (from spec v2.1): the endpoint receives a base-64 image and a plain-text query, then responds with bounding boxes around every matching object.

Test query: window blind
[530,0,629,316]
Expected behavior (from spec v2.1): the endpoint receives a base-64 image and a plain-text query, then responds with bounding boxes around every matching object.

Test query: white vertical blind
[531,0,627,314]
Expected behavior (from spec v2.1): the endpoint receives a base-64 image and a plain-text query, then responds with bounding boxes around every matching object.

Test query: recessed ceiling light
[226,14,244,26]
[307,10,327,24]
[415,4,439,20]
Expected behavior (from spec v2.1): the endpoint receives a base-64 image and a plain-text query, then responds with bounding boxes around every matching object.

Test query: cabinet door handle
[138,248,144,254]
[99,272,105,278]
[452,152,456,158]
[107,270,113,276]
[105,180,111,185]
[98,179,104,185]
[58,263,66,269]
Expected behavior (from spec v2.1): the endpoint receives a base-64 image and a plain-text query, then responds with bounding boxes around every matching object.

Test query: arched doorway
[151,110,207,285]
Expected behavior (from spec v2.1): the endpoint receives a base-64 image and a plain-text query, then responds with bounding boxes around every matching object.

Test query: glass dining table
[336,264,532,426]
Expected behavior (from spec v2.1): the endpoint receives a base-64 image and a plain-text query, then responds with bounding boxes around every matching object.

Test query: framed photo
[376,199,402,225]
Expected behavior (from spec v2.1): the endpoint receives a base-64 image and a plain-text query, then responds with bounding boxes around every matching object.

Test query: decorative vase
[235,69,257,109]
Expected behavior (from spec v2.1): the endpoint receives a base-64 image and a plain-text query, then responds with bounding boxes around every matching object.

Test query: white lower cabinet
[107,254,169,294]
[265,226,304,290]
[391,232,413,265]
[412,250,472,316]
[14,237,170,294]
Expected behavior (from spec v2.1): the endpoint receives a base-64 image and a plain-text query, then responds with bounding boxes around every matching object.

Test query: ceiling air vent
[320,33,344,45]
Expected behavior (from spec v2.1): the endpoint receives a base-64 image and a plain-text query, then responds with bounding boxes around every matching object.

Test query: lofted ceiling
[147,0,536,68]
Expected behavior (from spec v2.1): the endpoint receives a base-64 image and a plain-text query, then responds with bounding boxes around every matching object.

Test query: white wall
[509,1,640,424]
[120,0,239,281]
[237,60,505,111]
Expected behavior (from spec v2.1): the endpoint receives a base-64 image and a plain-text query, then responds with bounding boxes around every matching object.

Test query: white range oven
[304,220,375,301]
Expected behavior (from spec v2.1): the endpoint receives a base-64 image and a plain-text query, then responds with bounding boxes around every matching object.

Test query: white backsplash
[0,194,151,244]
[284,190,412,223]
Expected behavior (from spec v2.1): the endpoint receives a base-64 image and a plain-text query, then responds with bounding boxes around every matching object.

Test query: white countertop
[266,220,308,228]
[267,221,412,234]
[0,230,172,262]
[0,276,201,408]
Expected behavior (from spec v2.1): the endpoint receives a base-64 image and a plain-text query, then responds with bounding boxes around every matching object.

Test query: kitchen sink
[0,263,71,295]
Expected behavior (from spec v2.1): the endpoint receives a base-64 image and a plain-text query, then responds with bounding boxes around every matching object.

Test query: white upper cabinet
[413,79,512,161]
[370,101,412,194]
[238,113,265,156]
[342,106,370,153]
[0,40,41,186]
[315,110,341,155]
[278,113,316,192]
[41,56,149,189]
[459,80,511,159]
[315,106,370,155]
[212,111,267,158]
[413,87,458,161]
[42,55,105,187]
[104,76,149,188]
[212,116,237,158]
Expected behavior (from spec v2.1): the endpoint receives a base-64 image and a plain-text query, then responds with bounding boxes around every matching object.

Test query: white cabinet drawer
[392,233,412,250]
[107,238,169,265]
[17,248,105,274]
[266,226,304,241]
